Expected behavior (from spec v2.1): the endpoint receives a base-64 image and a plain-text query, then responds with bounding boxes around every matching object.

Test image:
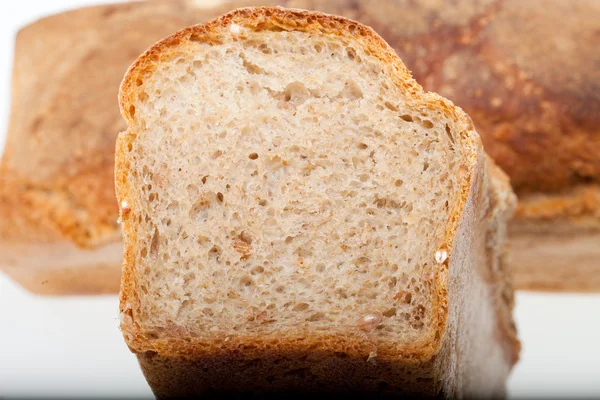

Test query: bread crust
[116,7,519,397]
[0,0,228,294]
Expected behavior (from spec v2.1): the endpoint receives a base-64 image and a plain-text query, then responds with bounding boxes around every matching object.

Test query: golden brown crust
[117,6,517,397]
[0,0,230,294]
[515,185,600,224]
[509,187,600,291]
[508,185,600,291]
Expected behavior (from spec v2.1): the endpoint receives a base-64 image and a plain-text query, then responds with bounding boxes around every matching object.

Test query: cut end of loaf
[116,7,479,357]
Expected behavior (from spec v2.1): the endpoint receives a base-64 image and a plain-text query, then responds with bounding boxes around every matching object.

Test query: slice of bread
[116,7,519,398]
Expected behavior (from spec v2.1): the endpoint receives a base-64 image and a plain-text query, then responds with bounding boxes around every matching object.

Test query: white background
[0,1,599,398]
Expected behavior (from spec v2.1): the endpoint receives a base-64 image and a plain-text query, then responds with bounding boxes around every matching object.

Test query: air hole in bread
[346,47,356,60]
[335,288,348,299]
[339,80,363,100]
[209,245,221,258]
[445,124,455,144]
[308,312,324,321]
[149,228,160,256]
[292,302,309,312]
[138,92,149,103]
[258,43,272,54]
[240,53,265,75]
[186,184,199,197]
[250,266,265,275]
[421,120,434,129]
[241,275,254,287]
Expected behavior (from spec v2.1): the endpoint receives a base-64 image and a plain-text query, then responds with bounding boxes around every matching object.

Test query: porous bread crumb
[122,21,464,346]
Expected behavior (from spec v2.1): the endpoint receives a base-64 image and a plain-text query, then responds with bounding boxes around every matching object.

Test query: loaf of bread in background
[2,0,597,294]
[0,0,232,295]
[116,7,519,397]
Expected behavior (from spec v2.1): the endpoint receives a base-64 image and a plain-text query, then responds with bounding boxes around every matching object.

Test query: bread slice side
[116,6,516,396]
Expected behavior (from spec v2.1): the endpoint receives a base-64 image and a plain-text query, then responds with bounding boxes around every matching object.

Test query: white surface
[1,1,600,398]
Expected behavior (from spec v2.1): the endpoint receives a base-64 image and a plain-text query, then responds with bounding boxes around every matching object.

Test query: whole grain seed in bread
[116,7,519,397]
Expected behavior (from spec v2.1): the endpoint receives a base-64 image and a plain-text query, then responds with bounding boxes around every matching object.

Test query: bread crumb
[121,200,131,213]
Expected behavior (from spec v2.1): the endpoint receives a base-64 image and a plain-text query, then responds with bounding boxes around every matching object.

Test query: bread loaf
[116,7,519,397]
